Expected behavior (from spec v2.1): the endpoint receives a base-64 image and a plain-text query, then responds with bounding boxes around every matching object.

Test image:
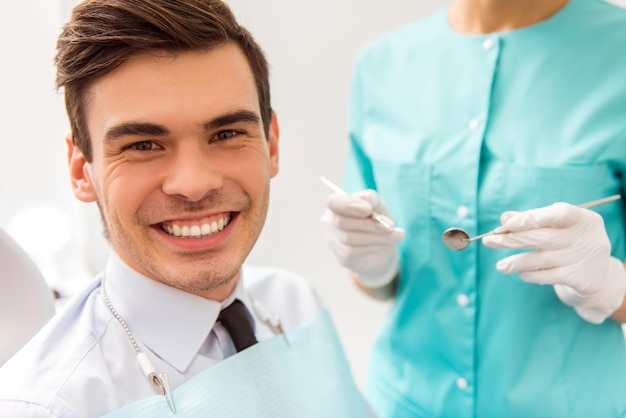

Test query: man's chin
[157,264,240,293]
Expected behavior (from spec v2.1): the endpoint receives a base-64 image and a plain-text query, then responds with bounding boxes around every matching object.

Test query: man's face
[68,44,279,300]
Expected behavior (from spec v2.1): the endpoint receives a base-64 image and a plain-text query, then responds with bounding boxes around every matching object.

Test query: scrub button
[457,294,469,307]
[468,119,479,131]
[456,206,469,218]
[456,377,469,390]
[482,38,494,50]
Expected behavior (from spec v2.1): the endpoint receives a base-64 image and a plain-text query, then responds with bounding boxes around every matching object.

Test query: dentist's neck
[448,0,569,34]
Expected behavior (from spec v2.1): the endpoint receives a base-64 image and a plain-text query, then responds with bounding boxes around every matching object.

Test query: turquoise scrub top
[345,0,626,416]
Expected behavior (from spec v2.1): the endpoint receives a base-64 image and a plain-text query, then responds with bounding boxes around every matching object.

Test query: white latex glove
[321,190,405,288]
[482,202,626,324]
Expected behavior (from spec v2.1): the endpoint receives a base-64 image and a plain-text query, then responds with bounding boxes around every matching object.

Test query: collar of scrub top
[104,252,259,374]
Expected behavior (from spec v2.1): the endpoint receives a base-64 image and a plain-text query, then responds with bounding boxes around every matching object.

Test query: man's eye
[215,130,241,141]
[125,141,158,151]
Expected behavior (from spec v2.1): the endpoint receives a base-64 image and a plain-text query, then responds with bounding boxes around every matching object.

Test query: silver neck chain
[100,274,176,412]
[101,275,141,354]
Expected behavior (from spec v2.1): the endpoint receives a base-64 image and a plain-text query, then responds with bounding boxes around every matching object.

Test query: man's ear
[268,112,280,178]
[67,134,97,202]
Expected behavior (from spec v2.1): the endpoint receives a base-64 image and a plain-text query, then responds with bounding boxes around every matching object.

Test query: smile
[160,214,231,238]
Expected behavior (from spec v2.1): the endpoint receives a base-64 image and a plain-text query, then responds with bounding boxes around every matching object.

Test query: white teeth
[190,225,201,237]
[163,215,231,239]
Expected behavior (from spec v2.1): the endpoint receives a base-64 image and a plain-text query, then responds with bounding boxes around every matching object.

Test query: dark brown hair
[55,0,271,161]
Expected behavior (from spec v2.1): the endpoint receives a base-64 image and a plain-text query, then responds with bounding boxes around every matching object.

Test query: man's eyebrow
[203,110,261,131]
[104,122,170,142]
[101,111,261,142]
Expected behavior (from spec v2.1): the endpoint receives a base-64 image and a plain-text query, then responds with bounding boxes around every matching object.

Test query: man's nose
[161,147,223,202]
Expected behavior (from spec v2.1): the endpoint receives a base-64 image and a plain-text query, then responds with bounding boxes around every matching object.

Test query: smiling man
[78,46,276,301]
[0,1,368,417]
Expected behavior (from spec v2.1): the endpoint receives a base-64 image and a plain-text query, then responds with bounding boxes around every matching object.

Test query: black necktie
[217,299,257,352]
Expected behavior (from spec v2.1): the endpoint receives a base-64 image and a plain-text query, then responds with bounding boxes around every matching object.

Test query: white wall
[0,0,448,387]
[0,2,101,299]
[225,0,449,386]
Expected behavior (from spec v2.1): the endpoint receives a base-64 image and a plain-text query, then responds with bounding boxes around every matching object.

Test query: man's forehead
[83,45,260,137]
[91,44,255,90]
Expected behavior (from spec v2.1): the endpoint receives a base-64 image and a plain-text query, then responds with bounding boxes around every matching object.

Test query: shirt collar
[103,252,252,373]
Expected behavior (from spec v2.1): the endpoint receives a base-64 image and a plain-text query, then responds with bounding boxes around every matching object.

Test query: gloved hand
[321,190,405,288]
[482,202,626,324]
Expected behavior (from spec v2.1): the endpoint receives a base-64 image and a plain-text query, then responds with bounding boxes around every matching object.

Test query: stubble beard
[95,187,270,293]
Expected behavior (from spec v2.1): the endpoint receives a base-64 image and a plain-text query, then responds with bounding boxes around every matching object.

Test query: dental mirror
[442,194,621,251]
[442,227,495,251]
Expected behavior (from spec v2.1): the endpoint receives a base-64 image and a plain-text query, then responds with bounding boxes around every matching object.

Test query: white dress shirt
[0,252,323,417]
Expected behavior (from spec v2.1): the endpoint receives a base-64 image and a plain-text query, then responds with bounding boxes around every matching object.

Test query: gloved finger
[494,248,581,276]
[494,252,565,286]
[322,210,404,245]
[499,202,587,233]
[326,189,393,216]
[322,208,401,234]
[327,239,394,266]
[482,227,579,251]
[499,211,520,224]
[325,225,406,246]
[326,193,375,218]
[518,264,585,288]
[356,189,392,215]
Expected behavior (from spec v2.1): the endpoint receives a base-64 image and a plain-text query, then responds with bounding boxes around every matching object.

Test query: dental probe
[319,176,397,232]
